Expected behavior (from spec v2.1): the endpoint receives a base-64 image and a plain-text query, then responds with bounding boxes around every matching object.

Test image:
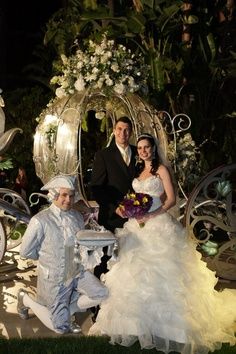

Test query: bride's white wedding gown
[89,176,236,354]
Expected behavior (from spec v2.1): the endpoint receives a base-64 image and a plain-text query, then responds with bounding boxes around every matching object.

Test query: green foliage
[0,337,235,354]
[44,6,83,55]
[83,0,98,10]
[82,112,89,132]
[0,337,108,354]
[0,157,14,171]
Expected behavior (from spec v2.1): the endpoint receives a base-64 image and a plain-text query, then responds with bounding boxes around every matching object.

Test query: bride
[89,133,236,354]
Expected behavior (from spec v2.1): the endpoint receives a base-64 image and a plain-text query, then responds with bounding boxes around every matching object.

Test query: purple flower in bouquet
[119,192,153,219]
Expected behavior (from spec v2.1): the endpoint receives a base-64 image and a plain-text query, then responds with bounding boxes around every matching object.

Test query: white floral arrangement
[168,133,202,191]
[50,33,149,98]
[37,114,59,150]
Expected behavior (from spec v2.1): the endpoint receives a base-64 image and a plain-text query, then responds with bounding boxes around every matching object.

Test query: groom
[90,116,136,277]
[91,116,136,232]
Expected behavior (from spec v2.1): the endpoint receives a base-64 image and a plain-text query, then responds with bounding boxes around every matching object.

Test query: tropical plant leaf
[126,11,146,34]
[100,117,107,133]
[143,0,155,8]
[207,33,216,62]
[81,112,89,132]
[149,52,165,91]
[0,157,14,171]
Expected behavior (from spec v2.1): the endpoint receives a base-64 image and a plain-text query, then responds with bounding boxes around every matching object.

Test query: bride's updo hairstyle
[135,133,160,177]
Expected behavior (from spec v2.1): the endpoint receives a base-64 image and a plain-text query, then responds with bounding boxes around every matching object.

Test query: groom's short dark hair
[116,116,132,131]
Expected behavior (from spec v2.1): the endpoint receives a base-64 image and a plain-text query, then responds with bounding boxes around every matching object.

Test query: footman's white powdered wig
[41,175,80,202]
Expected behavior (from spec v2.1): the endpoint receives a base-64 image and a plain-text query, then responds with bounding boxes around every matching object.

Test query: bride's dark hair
[135,133,161,177]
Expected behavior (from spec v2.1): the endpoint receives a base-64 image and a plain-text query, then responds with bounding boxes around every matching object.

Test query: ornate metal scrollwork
[184,164,236,280]
[0,189,31,263]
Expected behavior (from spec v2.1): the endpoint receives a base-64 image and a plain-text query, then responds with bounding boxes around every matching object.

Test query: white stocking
[22,293,61,333]
[69,300,86,315]
[77,294,103,310]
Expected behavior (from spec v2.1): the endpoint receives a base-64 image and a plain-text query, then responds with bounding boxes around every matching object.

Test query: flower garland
[51,33,149,98]
[37,114,59,150]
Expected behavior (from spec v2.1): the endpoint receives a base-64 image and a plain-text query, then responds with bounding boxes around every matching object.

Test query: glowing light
[59,124,70,136]
[44,114,58,125]
[34,131,41,143]
[66,142,74,151]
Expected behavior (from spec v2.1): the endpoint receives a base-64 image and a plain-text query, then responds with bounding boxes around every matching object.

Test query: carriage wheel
[0,220,6,263]
[0,188,31,252]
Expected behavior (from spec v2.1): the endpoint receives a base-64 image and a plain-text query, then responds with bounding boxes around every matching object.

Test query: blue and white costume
[20,175,108,334]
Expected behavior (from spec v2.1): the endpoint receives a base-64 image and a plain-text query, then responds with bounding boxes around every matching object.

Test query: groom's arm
[90,150,110,205]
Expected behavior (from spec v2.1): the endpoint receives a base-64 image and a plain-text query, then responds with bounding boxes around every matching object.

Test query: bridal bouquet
[119,192,153,219]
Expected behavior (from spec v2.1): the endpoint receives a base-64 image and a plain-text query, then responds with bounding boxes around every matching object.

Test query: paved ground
[0,246,93,339]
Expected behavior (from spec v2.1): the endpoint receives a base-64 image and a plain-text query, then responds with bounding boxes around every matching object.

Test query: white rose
[111,63,119,72]
[92,67,99,74]
[74,76,86,91]
[55,87,66,98]
[61,79,69,89]
[114,83,125,95]
[95,112,105,120]
[77,61,83,69]
[108,40,114,47]
[61,54,68,64]
[95,47,103,55]
[105,78,113,86]
[96,78,104,89]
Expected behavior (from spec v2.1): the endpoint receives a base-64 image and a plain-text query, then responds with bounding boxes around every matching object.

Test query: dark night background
[0,0,61,90]
[0,1,62,195]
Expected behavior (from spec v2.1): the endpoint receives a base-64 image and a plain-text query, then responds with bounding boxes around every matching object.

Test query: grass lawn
[1,337,236,354]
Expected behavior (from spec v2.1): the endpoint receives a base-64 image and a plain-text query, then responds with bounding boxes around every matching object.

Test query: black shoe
[91,306,100,323]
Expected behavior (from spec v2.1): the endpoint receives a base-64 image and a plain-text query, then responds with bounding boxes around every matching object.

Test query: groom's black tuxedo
[91,140,136,232]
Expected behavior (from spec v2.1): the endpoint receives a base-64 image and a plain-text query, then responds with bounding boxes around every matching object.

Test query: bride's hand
[116,206,127,218]
[135,213,151,224]
[137,207,165,224]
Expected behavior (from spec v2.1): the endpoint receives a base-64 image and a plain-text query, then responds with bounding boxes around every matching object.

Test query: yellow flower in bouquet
[119,192,153,219]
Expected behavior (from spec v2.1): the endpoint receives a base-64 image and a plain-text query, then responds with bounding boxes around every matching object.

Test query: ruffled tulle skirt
[89,213,236,354]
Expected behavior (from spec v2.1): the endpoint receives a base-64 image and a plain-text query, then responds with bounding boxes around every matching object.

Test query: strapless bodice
[132,176,164,211]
